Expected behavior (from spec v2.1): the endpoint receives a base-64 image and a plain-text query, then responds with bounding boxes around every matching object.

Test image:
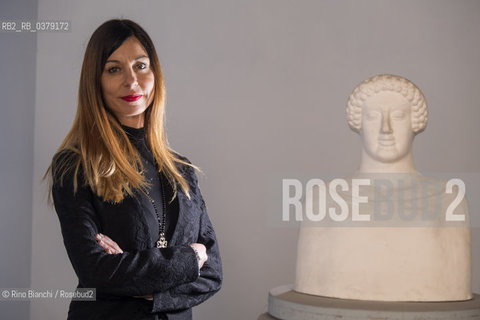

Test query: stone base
[261,285,480,320]
[258,313,277,319]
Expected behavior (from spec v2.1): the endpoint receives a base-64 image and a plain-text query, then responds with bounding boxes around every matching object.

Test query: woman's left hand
[95,233,123,254]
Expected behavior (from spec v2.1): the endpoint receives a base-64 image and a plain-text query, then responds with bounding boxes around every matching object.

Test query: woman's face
[101,36,155,128]
[360,91,414,163]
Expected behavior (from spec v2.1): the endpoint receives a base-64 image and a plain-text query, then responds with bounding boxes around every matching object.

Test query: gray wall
[24,0,480,319]
[0,0,37,319]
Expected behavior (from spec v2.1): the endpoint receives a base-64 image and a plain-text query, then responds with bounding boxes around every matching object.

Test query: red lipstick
[121,94,142,102]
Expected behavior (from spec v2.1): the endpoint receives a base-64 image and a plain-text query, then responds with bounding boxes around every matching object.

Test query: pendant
[156,233,168,248]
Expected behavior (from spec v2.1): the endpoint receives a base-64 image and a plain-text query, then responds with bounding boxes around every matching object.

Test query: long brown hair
[47,19,192,203]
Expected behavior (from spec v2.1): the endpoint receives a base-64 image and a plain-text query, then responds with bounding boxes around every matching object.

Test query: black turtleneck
[122,125,179,246]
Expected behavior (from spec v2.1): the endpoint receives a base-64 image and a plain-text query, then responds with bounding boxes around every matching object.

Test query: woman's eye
[391,111,406,119]
[365,111,380,120]
[137,63,147,70]
[107,67,119,74]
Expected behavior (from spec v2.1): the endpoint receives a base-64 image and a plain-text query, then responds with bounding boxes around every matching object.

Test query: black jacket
[52,150,222,320]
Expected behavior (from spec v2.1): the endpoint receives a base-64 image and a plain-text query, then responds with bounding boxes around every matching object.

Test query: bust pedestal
[295,174,471,301]
[259,285,480,320]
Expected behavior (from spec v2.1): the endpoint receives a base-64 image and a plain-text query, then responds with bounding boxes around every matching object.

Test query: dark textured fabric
[123,125,179,247]
[51,135,222,319]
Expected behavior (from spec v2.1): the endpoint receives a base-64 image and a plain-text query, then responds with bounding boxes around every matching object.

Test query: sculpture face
[361,91,414,163]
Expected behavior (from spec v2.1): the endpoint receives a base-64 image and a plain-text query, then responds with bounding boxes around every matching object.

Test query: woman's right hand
[96,233,123,254]
[189,243,208,269]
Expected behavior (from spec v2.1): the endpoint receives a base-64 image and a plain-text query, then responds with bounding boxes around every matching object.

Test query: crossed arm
[95,233,207,269]
[95,233,208,300]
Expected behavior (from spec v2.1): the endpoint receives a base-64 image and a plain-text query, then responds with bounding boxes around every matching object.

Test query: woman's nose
[123,68,138,88]
[380,110,393,134]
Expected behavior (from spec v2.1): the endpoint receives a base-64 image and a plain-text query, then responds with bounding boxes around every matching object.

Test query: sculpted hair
[46,19,192,203]
[346,74,428,134]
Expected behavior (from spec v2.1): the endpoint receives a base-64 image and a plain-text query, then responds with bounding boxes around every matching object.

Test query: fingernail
[100,240,104,245]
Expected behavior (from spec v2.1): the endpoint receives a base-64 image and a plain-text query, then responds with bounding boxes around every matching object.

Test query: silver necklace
[139,151,168,249]
[144,175,168,248]
[125,128,168,248]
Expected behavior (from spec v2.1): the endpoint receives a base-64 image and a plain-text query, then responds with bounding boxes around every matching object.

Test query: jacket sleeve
[51,157,200,297]
[151,198,222,313]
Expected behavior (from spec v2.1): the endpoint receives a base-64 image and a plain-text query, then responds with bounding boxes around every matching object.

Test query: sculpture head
[346,75,428,164]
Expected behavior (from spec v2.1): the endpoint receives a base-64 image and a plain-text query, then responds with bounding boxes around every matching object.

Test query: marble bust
[295,74,472,301]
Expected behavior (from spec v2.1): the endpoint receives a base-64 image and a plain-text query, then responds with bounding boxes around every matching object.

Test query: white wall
[30,1,480,319]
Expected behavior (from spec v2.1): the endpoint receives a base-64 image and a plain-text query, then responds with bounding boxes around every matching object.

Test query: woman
[47,19,222,320]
